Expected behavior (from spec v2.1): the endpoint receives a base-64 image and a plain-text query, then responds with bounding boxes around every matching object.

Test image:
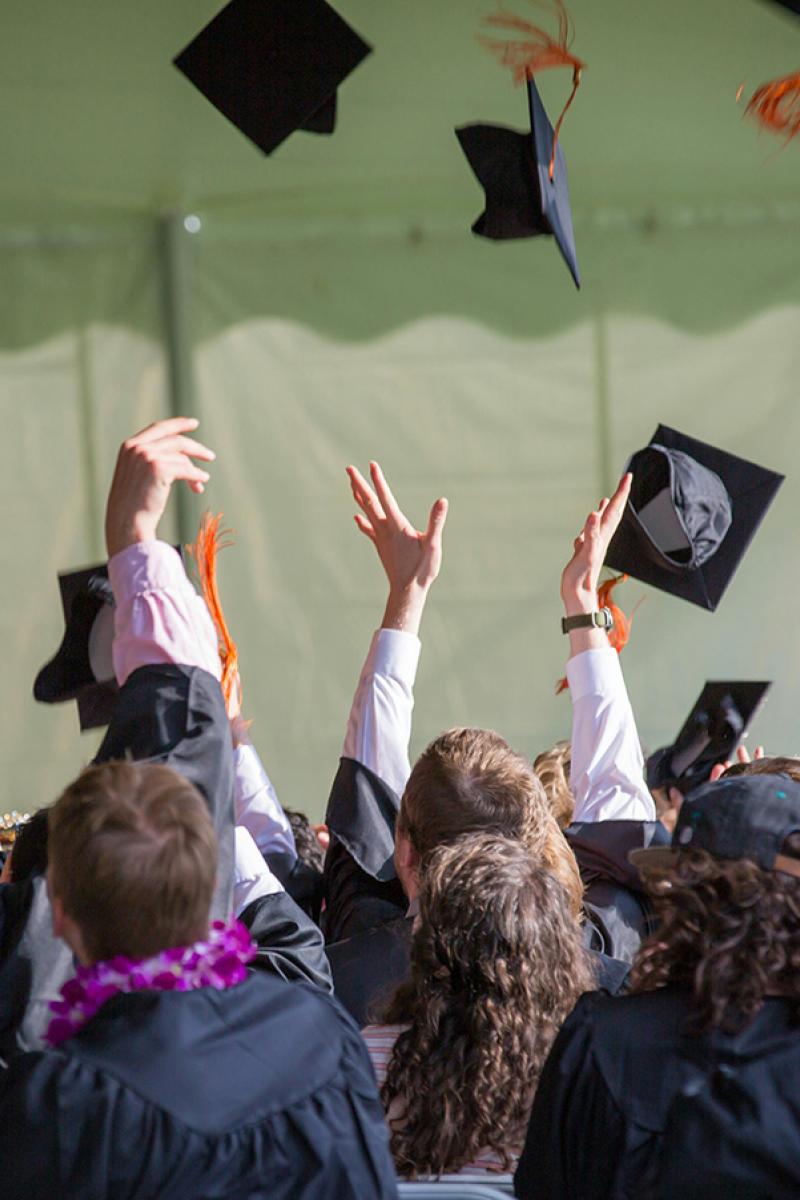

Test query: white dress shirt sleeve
[342,628,421,797]
[232,826,284,918]
[233,743,297,864]
[108,540,221,685]
[567,647,655,823]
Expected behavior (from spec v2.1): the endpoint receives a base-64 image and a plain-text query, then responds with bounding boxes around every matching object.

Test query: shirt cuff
[566,646,623,702]
[233,827,284,916]
[366,628,421,685]
[108,540,191,605]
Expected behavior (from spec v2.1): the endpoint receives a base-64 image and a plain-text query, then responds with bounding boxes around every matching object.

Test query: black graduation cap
[455,77,580,288]
[646,681,771,793]
[762,0,800,17]
[34,563,118,731]
[605,425,784,611]
[173,0,372,157]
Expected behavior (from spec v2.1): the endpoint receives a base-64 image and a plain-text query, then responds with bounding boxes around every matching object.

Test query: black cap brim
[173,0,372,157]
[646,680,771,791]
[455,78,580,288]
[606,425,784,610]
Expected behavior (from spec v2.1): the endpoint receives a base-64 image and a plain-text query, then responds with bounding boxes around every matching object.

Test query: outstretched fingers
[601,473,632,537]
[353,513,377,542]
[425,497,449,543]
[369,462,403,524]
[347,465,386,524]
[128,417,201,445]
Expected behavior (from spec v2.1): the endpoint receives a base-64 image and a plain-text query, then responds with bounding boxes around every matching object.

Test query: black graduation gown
[564,819,670,964]
[0,664,332,1060]
[323,758,631,1026]
[0,971,398,1200]
[514,987,800,1200]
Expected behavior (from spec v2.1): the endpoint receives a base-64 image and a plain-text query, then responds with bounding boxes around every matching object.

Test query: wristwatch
[561,607,615,635]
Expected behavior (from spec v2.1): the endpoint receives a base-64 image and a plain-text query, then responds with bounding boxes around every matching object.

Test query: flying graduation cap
[646,681,771,793]
[456,77,581,287]
[173,0,373,157]
[33,563,119,731]
[456,0,583,287]
[605,426,784,611]
[763,0,800,17]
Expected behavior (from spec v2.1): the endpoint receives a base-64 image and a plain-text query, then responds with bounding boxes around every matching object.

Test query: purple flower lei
[46,918,256,1048]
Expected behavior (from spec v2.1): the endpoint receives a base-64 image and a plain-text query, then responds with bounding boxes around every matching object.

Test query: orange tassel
[480,1,585,180]
[744,71,800,143]
[555,574,633,695]
[187,513,242,719]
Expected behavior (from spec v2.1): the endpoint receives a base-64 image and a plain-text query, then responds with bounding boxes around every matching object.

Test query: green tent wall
[3,0,800,817]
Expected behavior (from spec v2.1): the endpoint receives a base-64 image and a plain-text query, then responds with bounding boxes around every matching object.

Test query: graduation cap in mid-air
[646,681,772,793]
[605,426,784,611]
[762,0,800,17]
[34,563,119,731]
[173,0,373,157]
[456,77,580,288]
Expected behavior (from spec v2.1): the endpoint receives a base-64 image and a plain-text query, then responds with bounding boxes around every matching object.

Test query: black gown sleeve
[240,890,333,993]
[514,994,626,1200]
[322,757,407,944]
[93,664,234,919]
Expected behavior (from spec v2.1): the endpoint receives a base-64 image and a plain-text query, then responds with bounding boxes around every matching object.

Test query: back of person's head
[723,754,800,784]
[400,727,582,913]
[631,772,800,1032]
[284,807,325,874]
[533,740,574,829]
[7,806,49,882]
[48,761,217,963]
[382,831,593,1177]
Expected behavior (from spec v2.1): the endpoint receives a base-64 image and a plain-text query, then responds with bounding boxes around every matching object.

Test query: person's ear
[394,826,420,901]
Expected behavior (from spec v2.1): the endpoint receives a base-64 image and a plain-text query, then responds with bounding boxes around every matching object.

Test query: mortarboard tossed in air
[456,79,580,287]
[33,563,119,731]
[34,544,186,731]
[605,425,784,611]
[646,680,772,793]
[763,1,800,18]
[455,1,583,287]
[173,0,373,157]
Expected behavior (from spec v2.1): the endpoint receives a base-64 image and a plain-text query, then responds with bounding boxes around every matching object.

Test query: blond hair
[533,741,575,829]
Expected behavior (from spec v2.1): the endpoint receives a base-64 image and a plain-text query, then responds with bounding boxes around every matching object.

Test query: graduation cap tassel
[480,0,585,177]
[555,574,634,696]
[187,513,243,720]
[742,71,800,143]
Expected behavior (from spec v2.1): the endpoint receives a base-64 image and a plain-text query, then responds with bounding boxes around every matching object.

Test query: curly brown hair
[630,832,800,1033]
[380,832,594,1177]
[400,727,583,916]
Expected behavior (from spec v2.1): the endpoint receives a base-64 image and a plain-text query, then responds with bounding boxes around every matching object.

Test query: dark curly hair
[380,832,594,1177]
[630,831,800,1033]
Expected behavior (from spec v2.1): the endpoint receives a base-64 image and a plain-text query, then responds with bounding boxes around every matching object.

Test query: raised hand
[105,417,216,558]
[709,743,766,783]
[561,473,632,616]
[346,461,448,635]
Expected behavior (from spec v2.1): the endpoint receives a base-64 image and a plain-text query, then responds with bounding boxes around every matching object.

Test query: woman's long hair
[381,832,593,1177]
[630,832,800,1033]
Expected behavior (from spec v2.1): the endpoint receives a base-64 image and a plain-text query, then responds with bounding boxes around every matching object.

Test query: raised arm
[342,462,447,793]
[323,464,447,943]
[96,418,236,919]
[560,475,655,823]
[105,417,220,681]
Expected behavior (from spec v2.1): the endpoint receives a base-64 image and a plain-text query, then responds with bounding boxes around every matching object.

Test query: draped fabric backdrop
[2,0,800,816]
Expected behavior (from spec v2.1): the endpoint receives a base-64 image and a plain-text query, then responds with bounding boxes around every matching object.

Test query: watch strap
[561,608,615,635]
